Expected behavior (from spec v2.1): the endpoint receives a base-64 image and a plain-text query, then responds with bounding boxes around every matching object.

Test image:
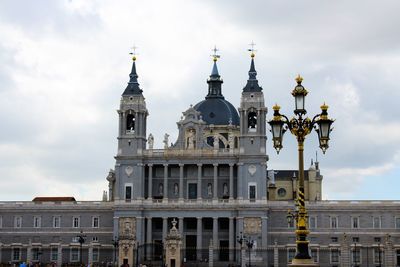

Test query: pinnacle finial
[211,45,220,62]
[129,45,138,61]
[248,41,257,58]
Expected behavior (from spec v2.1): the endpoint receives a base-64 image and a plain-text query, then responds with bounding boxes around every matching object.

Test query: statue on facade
[207,183,212,196]
[223,183,228,196]
[213,134,219,149]
[147,133,154,149]
[159,183,164,196]
[187,129,195,149]
[173,183,179,196]
[163,133,169,149]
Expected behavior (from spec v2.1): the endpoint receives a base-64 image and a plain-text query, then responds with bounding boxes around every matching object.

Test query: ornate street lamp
[268,75,334,266]
[236,232,254,267]
[76,230,86,267]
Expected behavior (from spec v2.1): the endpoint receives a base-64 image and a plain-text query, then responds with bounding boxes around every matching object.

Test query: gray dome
[194,98,240,126]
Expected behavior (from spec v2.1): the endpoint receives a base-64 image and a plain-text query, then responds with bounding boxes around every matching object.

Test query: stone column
[197,164,202,200]
[57,245,62,267]
[178,217,184,236]
[179,164,184,201]
[261,216,268,262]
[146,217,152,244]
[148,164,153,199]
[209,240,214,267]
[229,217,234,261]
[385,235,395,267]
[213,217,218,261]
[163,164,168,200]
[273,241,279,267]
[197,217,203,261]
[229,164,234,200]
[237,163,244,200]
[88,246,93,265]
[213,164,218,201]
[136,217,144,246]
[27,245,32,263]
[162,217,168,242]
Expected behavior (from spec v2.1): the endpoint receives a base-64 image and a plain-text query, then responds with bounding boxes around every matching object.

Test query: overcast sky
[0,0,399,201]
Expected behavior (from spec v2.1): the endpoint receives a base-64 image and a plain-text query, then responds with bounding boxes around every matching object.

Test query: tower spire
[206,46,224,99]
[243,42,262,92]
[122,46,143,96]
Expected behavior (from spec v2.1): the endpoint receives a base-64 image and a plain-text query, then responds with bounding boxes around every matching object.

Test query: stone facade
[0,56,399,267]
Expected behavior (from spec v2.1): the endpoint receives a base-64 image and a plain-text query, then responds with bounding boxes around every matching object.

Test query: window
[70,247,79,262]
[92,236,99,242]
[126,113,135,133]
[247,111,257,131]
[248,183,256,201]
[32,248,40,261]
[12,248,21,261]
[51,247,58,261]
[125,185,132,200]
[92,247,99,262]
[277,188,287,197]
[14,216,22,228]
[53,216,61,228]
[352,247,361,265]
[287,248,296,263]
[330,248,340,264]
[330,216,338,229]
[373,216,381,229]
[352,237,359,243]
[309,216,317,229]
[92,216,99,228]
[311,249,318,263]
[396,217,400,229]
[374,237,381,243]
[352,217,359,229]
[72,217,80,228]
[33,216,41,228]
[374,247,384,265]
[396,249,400,266]
[331,237,338,243]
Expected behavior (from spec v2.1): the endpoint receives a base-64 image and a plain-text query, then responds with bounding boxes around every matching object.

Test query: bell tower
[117,55,148,157]
[114,54,148,201]
[238,49,268,201]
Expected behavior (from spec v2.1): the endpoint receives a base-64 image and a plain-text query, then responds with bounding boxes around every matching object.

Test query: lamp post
[236,232,254,267]
[112,237,119,267]
[378,240,382,267]
[268,75,334,266]
[76,230,86,267]
[354,241,358,267]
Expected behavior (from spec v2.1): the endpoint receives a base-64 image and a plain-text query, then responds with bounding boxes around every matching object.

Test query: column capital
[146,217,152,220]
[163,163,168,167]
[213,163,219,167]
[179,163,185,167]
[197,163,203,167]
[229,163,235,167]
[147,163,153,167]
[237,162,244,166]
[229,217,235,220]
[213,216,218,220]
[137,163,144,167]
[163,217,168,220]
[197,217,202,220]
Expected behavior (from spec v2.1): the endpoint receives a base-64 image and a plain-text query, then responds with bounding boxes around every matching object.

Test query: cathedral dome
[194,98,239,126]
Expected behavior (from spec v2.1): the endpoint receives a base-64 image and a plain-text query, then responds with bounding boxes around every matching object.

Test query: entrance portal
[185,235,197,261]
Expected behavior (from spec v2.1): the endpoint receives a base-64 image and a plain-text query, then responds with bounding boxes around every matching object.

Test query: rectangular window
[309,216,317,229]
[53,216,61,228]
[72,217,80,228]
[311,249,318,263]
[33,216,41,228]
[14,216,22,228]
[51,247,58,261]
[92,236,99,242]
[92,247,99,262]
[71,247,79,262]
[352,248,361,265]
[374,237,381,243]
[396,249,400,266]
[92,216,99,228]
[353,237,359,243]
[288,248,296,263]
[374,248,384,264]
[330,216,338,229]
[331,248,340,263]
[352,217,359,229]
[395,217,400,229]
[125,185,132,200]
[373,216,381,229]
[12,248,21,261]
[331,237,338,243]
[32,248,40,261]
[248,184,256,202]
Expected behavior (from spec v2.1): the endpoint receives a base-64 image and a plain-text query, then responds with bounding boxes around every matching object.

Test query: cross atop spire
[211,45,220,62]
[129,45,138,61]
[248,41,257,58]
[123,45,143,96]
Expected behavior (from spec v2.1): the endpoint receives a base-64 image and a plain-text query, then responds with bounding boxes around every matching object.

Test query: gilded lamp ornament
[268,75,334,265]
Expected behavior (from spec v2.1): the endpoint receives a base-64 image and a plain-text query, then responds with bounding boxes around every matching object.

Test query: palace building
[0,53,399,267]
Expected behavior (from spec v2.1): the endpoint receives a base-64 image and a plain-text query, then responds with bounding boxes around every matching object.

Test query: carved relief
[244,217,261,234]
[248,165,257,176]
[119,217,136,239]
[125,166,133,177]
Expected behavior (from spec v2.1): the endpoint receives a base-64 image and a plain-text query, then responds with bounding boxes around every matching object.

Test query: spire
[206,46,224,99]
[243,43,262,92]
[122,47,143,96]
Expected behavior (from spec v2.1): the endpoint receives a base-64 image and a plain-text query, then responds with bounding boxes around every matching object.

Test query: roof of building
[32,197,76,202]
[122,57,143,96]
[193,59,240,125]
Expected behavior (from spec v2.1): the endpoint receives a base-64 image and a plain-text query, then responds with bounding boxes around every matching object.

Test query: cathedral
[0,52,399,267]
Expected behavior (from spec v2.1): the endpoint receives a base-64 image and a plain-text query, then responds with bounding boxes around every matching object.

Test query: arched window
[126,114,135,133]
[248,111,257,131]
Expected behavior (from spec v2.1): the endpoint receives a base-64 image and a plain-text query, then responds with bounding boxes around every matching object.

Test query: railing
[143,148,240,157]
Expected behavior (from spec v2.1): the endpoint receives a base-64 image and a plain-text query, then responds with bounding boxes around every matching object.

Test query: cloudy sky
[0,0,399,201]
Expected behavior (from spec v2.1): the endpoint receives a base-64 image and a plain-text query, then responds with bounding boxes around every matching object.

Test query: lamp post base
[288,258,319,267]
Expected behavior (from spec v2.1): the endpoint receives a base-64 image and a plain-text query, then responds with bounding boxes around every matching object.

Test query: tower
[115,55,148,201]
[238,51,268,201]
